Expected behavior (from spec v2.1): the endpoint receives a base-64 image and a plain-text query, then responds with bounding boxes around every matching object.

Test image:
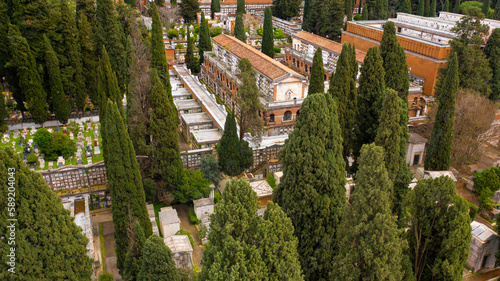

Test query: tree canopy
[308,48,325,95]
[138,235,180,281]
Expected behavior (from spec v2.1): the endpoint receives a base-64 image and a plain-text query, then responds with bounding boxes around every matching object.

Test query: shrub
[354,14,362,20]
[98,273,114,281]
[209,26,223,37]
[467,201,479,220]
[273,28,285,39]
[266,173,277,189]
[214,190,221,204]
[173,169,211,203]
[33,128,52,152]
[474,167,500,211]
[273,47,281,53]
[179,27,186,38]
[45,132,76,161]
[188,208,201,225]
[193,24,200,34]
[27,152,37,163]
[257,27,263,36]
[167,29,179,39]
[175,43,185,49]
[143,178,156,202]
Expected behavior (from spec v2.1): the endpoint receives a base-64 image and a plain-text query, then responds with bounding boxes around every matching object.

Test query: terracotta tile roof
[200,0,272,4]
[294,31,367,63]
[212,34,302,80]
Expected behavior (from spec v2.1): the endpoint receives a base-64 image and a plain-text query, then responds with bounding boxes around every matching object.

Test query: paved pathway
[465,268,500,281]
[172,204,204,269]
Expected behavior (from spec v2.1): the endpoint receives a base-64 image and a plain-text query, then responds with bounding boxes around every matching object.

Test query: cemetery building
[39,161,107,191]
[201,34,308,136]
[191,129,223,150]
[175,99,202,115]
[172,88,192,100]
[180,112,214,140]
[198,0,272,16]
[406,133,427,167]
[272,17,302,36]
[164,235,194,270]
[341,12,500,96]
[466,221,499,273]
[193,197,214,244]
[158,208,181,238]
[249,179,273,207]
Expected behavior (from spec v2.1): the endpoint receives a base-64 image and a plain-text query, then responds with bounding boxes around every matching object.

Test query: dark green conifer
[138,235,180,281]
[198,11,212,64]
[237,58,263,141]
[78,14,98,105]
[149,69,183,187]
[333,144,405,280]
[355,46,385,162]
[425,0,430,15]
[328,44,357,169]
[76,0,96,23]
[151,3,172,99]
[7,24,48,124]
[123,221,146,281]
[102,101,152,271]
[0,95,7,133]
[495,0,500,19]
[375,89,401,183]
[308,48,325,95]
[398,0,412,13]
[483,0,490,17]
[186,25,195,72]
[375,0,388,19]
[380,21,409,101]
[262,7,274,58]
[0,148,93,280]
[302,0,313,31]
[425,52,459,171]
[428,0,436,15]
[179,0,200,23]
[237,0,246,14]
[272,0,301,20]
[97,46,122,120]
[405,176,471,280]
[484,28,500,100]
[417,0,425,15]
[345,0,353,20]
[43,35,69,124]
[211,0,220,18]
[444,0,449,11]
[234,15,246,43]
[273,93,346,280]
[317,0,345,39]
[453,0,460,13]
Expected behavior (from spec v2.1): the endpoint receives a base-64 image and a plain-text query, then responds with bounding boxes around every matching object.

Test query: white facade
[466,221,499,273]
[158,209,181,238]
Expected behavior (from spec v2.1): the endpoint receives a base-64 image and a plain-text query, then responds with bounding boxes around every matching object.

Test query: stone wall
[39,161,107,191]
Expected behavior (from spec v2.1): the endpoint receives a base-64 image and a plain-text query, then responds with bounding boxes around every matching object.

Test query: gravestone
[30,127,36,135]
[94,139,98,147]
[94,131,98,139]
[86,137,91,145]
[87,158,92,165]
[57,156,65,167]
[39,158,45,169]
[48,161,53,169]
[63,127,67,134]
[47,128,53,133]
[77,132,83,141]
[79,124,84,132]
[22,128,28,136]
[76,150,82,158]
[94,146,101,156]
[77,157,83,165]
[69,132,74,140]
[87,122,92,130]
[13,130,19,139]
[77,140,84,149]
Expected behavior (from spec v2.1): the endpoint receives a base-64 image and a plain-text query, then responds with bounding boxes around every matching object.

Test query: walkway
[8,115,99,130]
[465,268,500,281]
[172,204,204,269]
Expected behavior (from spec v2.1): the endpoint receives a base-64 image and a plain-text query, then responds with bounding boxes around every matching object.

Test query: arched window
[292,58,296,66]
[270,114,275,123]
[284,111,292,121]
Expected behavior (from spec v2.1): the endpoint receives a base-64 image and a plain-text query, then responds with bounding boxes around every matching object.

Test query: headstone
[87,158,92,165]
[77,157,83,165]
[77,131,83,140]
[22,128,27,136]
[30,127,36,135]
[48,161,53,169]
[94,146,101,156]
[55,126,60,132]
[47,128,53,133]
[79,124,84,131]
[57,156,65,167]
[94,131,98,139]
[94,139,98,147]
[87,122,92,130]
[69,132,74,140]
[86,137,91,144]
[63,127,67,134]
[13,130,19,139]
[76,140,84,149]
[76,150,82,158]
[28,139,33,145]
[39,158,45,169]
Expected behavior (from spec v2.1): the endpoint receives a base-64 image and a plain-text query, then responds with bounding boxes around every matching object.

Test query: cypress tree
[273,93,346,280]
[425,0,430,16]
[483,0,490,17]
[355,46,385,163]
[0,0,18,106]
[102,101,152,271]
[425,52,459,171]
[428,0,436,16]
[7,24,49,124]
[43,35,69,124]
[198,11,212,64]
[96,0,127,91]
[211,0,220,18]
[0,148,93,280]
[151,3,172,100]
[308,48,325,95]
[217,112,253,176]
[57,0,86,111]
[380,21,409,101]
[444,0,449,11]
[0,94,7,133]
[186,25,195,72]
[123,221,146,281]
[149,69,183,187]
[453,0,460,13]
[302,0,313,32]
[97,46,122,120]
[405,176,471,281]
[346,0,353,20]
[76,0,96,23]
[262,7,274,58]
[237,0,246,14]
[237,58,263,141]
[375,0,388,19]
[328,44,357,170]
[375,89,401,183]
[484,28,500,100]
[318,0,345,39]
[332,144,405,280]
[417,0,425,15]
[138,235,180,281]
[398,0,412,13]
[78,14,98,105]
[362,3,369,19]
[272,0,301,20]
[179,0,200,23]
[234,15,246,43]
[495,0,500,19]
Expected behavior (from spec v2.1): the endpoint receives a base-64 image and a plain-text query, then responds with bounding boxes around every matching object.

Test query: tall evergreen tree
[217,112,253,176]
[43,35,69,124]
[380,21,410,101]
[302,0,313,32]
[484,28,500,100]
[453,0,460,13]
[237,58,263,141]
[179,0,200,23]
[200,179,303,280]
[495,0,500,19]
[102,101,152,271]
[78,14,98,105]
[262,7,274,58]
[151,3,172,100]
[237,0,246,14]
[308,48,326,95]
[375,89,401,183]
[234,15,246,43]
[76,0,97,23]
[273,93,346,280]
[346,0,354,20]
[428,0,436,16]
[0,148,93,280]
[0,94,7,133]
[7,24,48,124]
[0,0,19,109]
[424,0,430,16]
[198,11,212,64]
[96,0,127,91]
[186,25,195,72]
[417,0,425,15]
[375,0,388,19]
[483,0,490,16]
[332,144,406,280]
[149,69,183,187]
[424,52,459,171]
[354,46,385,163]
[398,0,412,13]
[137,235,180,281]
[405,176,471,281]
[272,0,301,20]
[123,221,146,281]
[97,46,122,120]
[328,44,357,170]
[317,0,345,39]
[444,0,449,11]
[210,0,220,18]
[57,0,86,111]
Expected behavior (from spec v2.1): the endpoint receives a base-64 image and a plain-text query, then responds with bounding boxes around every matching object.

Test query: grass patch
[153,202,168,237]
[176,228,195,247]
[189,207,201,225]
[99,223,106,273]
